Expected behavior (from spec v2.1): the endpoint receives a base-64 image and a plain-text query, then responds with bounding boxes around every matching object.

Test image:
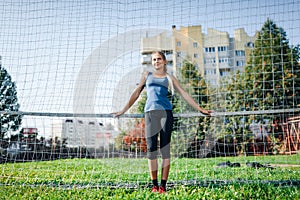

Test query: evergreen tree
[0,66,22,147]
[223,19,300,154]
[180,60,209,107]
[244,19,300,110]
[172,60,211,158]
[226,19,300,114]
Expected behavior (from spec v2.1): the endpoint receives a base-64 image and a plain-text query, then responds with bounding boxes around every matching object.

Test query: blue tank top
[144,73,172,112]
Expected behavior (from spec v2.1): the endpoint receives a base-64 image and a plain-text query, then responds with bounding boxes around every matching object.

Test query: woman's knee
[147,150,158,160]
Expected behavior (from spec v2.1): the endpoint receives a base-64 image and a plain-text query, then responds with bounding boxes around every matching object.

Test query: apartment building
[141,31,174,73]
[141,25,255,86]
[61,118,111,149]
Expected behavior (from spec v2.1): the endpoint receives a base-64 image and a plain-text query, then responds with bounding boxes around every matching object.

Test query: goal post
[0,0,299,190]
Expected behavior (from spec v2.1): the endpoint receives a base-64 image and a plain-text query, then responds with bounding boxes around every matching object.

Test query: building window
[204,58,216,64]
[218,46,227,52]
[246,42,254,47]
[205,69,216,75]
[194,53,198,58]
[205,47,215,52]
[236,60,245,67]
[193,42,198,48]
[235,50,245,56]
[219,58,229,63]
[220,70,229,76]
[177,52,181,57]
[176,41,181,46]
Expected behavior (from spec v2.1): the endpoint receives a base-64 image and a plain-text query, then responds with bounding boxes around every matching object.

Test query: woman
[113,51,212,193]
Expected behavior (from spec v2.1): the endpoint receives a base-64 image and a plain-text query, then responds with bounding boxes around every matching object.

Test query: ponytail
[166,73,174,96]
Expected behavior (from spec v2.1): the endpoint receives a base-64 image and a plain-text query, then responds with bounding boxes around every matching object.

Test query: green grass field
[1,154,300,199]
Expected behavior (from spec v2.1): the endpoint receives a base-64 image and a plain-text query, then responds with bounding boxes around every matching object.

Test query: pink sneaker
[151,186,159,192]
[159,186,166,194]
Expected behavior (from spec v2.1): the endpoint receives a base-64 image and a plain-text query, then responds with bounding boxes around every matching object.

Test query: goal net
[0,0,299,189]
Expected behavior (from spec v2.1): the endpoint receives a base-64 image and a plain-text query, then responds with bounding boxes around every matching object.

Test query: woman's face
[152,53,166,71]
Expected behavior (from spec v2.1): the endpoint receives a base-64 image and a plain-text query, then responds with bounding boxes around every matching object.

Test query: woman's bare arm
[172,75,212,115]
[112,71,148,117]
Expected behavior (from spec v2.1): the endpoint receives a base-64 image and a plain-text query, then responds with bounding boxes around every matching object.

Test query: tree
[244,19,300,110]
[226,19,300,113]
[173,60,211,157]
[225,19,300,113]
[0,66,22,147]
[179,60,210,110]
[229,19,299,110]
[223,19,300,154]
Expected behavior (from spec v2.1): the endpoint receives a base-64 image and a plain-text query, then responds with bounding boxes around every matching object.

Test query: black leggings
[145,110,174,160]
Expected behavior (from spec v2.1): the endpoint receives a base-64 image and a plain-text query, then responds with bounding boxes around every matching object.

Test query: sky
[0,0,299,137]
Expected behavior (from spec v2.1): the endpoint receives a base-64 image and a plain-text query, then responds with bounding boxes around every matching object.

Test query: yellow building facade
[141,25,255,86]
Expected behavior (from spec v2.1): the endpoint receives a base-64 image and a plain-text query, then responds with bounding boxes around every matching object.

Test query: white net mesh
[0,0,299,190]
